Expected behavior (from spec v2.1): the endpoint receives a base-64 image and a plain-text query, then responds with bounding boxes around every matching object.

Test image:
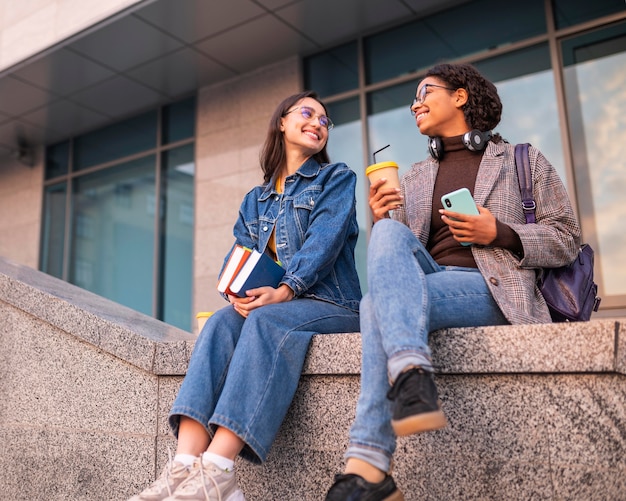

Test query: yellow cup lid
[196,312,214,318]
[366,161,399,176]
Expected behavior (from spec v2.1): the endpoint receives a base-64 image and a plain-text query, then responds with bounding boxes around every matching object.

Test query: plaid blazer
[393,140,581,324]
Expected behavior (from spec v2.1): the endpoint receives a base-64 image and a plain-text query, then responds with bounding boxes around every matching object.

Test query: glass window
[70,155,156,316]
[561,22,626,302]
[41,97,195,330]
[45,141,69,180]
[325,97,368,291]
[473,44,567,182]
[365,0,546,84]
[553,0,625,29]
[73,111,157,171]
[304,41,358,97]
[367,82,430,180]
[160,144,195,331]
[162,96,196,144]
[40,183,67,278]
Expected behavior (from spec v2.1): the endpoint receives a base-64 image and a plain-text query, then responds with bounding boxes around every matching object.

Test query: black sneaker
[387,366,447,436]
[324,474,404,501]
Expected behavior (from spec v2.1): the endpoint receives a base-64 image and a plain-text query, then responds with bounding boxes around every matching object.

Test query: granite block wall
[1,256,624,500]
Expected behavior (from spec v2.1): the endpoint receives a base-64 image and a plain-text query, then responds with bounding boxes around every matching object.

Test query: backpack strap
[514,143,536,224]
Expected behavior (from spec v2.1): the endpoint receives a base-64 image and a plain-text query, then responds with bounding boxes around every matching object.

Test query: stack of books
[217,245,285,297]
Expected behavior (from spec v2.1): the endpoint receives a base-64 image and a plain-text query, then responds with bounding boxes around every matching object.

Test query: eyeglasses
[284,106,334,130]
[409,84,456,115]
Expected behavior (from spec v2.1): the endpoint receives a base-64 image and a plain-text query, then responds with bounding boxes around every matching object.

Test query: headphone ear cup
[428,137,443,160]
[462,130,492,151]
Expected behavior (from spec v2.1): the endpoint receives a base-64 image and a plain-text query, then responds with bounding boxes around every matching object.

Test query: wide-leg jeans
[345,219,508,472]
[169,298,359,464]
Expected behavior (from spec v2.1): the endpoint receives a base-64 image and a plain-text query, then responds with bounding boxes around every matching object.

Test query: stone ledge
[0,256,196,375]
[2,256,623,378]
[304,319,624,376]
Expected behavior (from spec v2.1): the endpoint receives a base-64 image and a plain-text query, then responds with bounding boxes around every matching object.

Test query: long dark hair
[259,90,331,183]
[425,63,502,137]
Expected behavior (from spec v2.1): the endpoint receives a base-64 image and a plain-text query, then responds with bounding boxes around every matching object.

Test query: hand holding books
[217,245,286,298]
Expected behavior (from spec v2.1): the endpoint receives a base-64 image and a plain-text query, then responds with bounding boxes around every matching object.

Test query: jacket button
[489,277,499,286]
[263,226,268,232]
[275,195,279,201]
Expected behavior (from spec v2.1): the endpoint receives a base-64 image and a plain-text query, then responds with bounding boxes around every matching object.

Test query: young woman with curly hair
[325,63,581,500]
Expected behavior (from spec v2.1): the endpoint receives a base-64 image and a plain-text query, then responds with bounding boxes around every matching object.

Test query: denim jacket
[222,158,362,312]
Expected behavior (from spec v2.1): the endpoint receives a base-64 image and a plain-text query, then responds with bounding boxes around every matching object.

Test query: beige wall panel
[0,0,143,70]
[0,151,43,269]
[192,57,300,317]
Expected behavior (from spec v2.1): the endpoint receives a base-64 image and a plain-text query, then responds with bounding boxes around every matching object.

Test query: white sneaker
[163,457,245,501]
[128,460,191,501]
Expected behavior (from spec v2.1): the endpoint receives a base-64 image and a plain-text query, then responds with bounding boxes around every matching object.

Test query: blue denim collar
[260,157,324,200]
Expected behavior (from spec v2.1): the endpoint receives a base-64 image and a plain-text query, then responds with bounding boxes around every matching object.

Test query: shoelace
[145,449,177,496]
[199,459,223,501]
[165,449,176,497]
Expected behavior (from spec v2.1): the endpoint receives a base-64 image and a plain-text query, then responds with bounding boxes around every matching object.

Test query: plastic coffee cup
[365,161,401,205]
[196,311,214,332]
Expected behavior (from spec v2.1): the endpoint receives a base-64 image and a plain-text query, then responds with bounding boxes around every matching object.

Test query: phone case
[441,187,478,246]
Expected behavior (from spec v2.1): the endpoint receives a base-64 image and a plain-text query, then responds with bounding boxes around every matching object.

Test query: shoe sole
[391,408,447,437]
[226,489,246,501]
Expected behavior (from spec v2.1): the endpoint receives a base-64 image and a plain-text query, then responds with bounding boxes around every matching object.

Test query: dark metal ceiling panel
[69,75,165,118]
[12,48,115,98]
[0,76,54,117]
[255,0,296,9]
[135,0,266,44]
[275,0,414,48]
[194,14,317,73]
[21,99,110,142]
[68,14,184,72]
[127,46,237,99]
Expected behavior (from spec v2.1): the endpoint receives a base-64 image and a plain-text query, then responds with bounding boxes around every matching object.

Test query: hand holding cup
[366,145,402,218]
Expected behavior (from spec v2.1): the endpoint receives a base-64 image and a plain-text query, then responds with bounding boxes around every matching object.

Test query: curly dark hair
[259,90,331,183]
[425,63,502,133]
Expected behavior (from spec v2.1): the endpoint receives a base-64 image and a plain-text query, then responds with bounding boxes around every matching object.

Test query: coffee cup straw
[372,144,390,163]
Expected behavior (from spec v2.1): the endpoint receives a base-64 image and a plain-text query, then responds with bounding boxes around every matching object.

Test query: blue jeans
[345,219,508,472]
[169,298,359,464]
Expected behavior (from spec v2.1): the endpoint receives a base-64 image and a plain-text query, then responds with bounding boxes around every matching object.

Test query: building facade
[0,0,624,331]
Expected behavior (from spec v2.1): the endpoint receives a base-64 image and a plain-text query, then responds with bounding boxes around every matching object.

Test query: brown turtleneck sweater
[428,135,522,267]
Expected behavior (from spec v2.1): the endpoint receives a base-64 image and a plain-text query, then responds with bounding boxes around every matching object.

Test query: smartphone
[441,187,479,246]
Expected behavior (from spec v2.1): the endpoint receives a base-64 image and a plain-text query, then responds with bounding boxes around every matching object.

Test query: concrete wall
[0,0,144,71]
[0,256,194,501]
[1,255,624,501]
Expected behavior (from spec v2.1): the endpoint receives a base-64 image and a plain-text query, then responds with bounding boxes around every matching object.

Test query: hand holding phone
[441,188,479,246]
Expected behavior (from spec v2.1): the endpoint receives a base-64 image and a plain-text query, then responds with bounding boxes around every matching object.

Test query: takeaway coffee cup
[196,311,214,332]
[365,161,401,206]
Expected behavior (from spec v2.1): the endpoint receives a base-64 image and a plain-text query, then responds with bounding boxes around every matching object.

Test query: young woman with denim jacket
[129,91,361,501]
[325,63,581,500]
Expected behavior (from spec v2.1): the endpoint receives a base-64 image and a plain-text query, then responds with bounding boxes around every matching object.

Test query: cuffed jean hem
[169,409,267,465]
[210,414,266,465]
[169,407,212,441]
[388,351,434,382]
[345,443,393,474]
